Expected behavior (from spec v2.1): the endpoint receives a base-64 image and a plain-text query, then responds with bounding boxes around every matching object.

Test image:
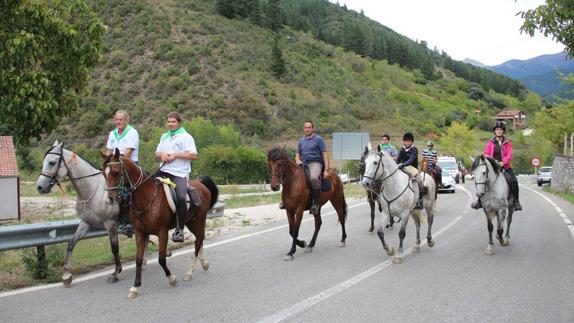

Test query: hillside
[56,0,542,149]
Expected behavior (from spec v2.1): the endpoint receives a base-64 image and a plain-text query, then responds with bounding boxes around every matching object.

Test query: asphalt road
[1,181,573,323]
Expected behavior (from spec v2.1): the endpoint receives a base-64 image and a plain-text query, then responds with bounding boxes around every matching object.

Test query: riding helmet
[403,132,414,141]
[493,121,506,132]
[427,140,434,147]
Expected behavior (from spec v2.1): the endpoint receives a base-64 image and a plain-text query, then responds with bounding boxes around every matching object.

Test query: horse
[420,157,441,200]
[35,140,125,286]
[101,148,218,299]
[267,147,347,261]
[358,146,399,233]
[361,143,436,264]
[470,155,514,255]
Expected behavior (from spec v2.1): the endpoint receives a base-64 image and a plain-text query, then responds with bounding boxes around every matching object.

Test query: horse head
[267,146,290,191]
[470,154,501,198]
[361,143,385,189]
[101,148,125,203]
[358,144,369,176]
[36,140,68,193]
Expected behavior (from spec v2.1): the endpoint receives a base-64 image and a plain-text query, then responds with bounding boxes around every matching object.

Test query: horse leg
[184,218,208,281]
[106,225,122,284]
[331,191,347,247]
[305,213,322,253]
[157,229,176,287]
[497,209,509,246]
[284,210,306,261]
[411,211,421,253]
[505,209,513,245]
[426,206,435,248]
[485,216,494,255]
[128,232,148,299]
[394,213,410,264]
[377,224,395,257]
[62,220,90,287]
[368,193,375,233]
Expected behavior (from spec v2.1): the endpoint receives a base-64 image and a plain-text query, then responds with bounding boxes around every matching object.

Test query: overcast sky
[330,0,565,66]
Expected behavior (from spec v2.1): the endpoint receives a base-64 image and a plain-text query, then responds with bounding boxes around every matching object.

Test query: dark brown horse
[101,149,218,299]
[267,147,347,261]
[421,157,441,200]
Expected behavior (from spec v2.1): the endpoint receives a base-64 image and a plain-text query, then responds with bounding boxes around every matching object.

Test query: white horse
[470,155,514,255]
[361,143,436,264]
[36,140,123,286]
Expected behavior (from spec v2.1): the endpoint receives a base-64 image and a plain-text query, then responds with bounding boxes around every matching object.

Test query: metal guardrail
[0,202,225,252]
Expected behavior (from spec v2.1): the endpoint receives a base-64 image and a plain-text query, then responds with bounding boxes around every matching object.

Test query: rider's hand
[323,170,329,177]
[397,163,404,169]
[296,160,303,166]
[498,161,504,167]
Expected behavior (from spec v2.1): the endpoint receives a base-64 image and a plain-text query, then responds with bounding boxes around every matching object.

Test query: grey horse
[361,143,436,264]
[470,155,514,255]
[36,140,123,286]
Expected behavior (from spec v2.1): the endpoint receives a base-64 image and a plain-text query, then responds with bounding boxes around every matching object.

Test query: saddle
[502,170,516,198]
[303,165,332,192]
[157,177,202,215]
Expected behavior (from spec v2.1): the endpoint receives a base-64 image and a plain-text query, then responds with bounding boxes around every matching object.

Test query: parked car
[437,156,462,183]
[438,169,456,193]
[536,166,552,186]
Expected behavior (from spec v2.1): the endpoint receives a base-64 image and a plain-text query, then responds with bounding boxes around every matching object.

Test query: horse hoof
[283,255,294,261]
[127,287,138,299]
[304,247,313,253]
[392,256,402,264]
[201,260,209,271]
[412,245,420,253]
[301,240,307,248]
[385,246,395,256]
[62,272,73,287]
[500,239,509,247]
[168,274,177,286]
[183,274,192,282]
[485,245,494,255]
[428,240,435,248]
[107,275,119,284]
[339,241,346,248]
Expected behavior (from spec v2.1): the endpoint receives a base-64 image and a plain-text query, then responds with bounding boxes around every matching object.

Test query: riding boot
[471,199,482,209]
[310,189,320,215]
[171,212,186,243]
[414,180,424,210]
[118,206,134,238]
[187,187,203,208]
[512,181,522,211]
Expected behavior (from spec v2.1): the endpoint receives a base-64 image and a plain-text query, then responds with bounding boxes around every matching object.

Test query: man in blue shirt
[295,121,330,215]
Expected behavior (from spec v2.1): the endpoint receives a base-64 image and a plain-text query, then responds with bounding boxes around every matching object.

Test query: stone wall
[552,155,574,193]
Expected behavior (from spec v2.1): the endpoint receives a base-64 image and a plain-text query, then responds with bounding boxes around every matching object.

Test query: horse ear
[480,154,485,161]
[281,144,286,154]
[367,142,372,150]
[114,147,120,158]
[363,145,368,155]
[53,139,60,146]
[377,144,381,153]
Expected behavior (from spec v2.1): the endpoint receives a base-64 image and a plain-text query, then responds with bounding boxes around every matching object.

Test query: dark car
[536,166,552,186]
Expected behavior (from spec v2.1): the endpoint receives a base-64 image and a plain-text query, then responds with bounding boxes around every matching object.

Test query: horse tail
[199,176,219,209]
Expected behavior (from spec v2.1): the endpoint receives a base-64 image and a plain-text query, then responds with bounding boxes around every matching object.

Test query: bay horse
[420,157,441,200]
[470,155,514,255]
[101,148,218,299]
[361,143,436,264]
[267,147,347,261]
[36,140,123,286]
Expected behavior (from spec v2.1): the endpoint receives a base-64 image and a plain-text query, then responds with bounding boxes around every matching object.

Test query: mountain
[463,58,486,68]
[487,52,574,101]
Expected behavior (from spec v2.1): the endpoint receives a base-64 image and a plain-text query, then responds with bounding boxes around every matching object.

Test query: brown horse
[101,149,218,299]
[420,157,441,200]
[267,147,347,261]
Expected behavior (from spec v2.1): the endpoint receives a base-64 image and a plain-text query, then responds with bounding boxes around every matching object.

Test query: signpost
[332,132,370,160]
[531,157,541,174]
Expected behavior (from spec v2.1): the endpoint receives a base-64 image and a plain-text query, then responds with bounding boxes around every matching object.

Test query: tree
[440,122,478,161]
[270,36,286,78]
[0,0,105,147]
[519,0,574,58]
[266,0,283,31]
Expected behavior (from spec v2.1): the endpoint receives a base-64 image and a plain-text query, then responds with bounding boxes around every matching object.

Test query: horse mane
[268,147,290,161]
[470,155,501,174]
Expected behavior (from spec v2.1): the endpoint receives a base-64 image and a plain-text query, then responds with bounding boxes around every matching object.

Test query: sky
[330,0,565,66]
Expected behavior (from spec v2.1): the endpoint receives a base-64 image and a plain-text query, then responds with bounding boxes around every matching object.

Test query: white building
[0,136,20,220]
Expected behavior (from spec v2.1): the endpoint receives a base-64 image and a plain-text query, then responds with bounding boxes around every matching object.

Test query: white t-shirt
[156,129,197,179]
[106,125,139,162]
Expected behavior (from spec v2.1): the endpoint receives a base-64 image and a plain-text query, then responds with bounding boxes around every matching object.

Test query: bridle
[270,158,295,186]
[40,146,102,189]
[474,160,492,193]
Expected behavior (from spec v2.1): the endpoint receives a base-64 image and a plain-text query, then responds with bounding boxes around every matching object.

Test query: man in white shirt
[106,110,139,237]
[155,112,199,242]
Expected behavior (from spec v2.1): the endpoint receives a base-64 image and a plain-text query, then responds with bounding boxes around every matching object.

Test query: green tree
[519,0,574,57]
[270,36,286,78]
[0,0,105,147]
[266,0,283,31]
[439,122,478,160]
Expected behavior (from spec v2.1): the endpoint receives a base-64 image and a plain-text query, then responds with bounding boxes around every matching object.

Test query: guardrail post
[36,245,48,279]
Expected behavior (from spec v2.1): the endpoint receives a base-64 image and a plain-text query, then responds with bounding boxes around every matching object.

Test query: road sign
[531,157,541,167]
[332,132,370,160]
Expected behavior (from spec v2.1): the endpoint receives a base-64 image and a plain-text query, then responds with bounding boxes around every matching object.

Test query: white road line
[0,201,368,299]
[522,185,574,239]
[257,185,473,323]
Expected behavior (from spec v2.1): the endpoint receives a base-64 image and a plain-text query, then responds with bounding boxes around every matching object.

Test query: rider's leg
[118,204,134,238]
[308,162,322,215]
[507,168,522,211]
[161,173,188,243]
[415,174,424,210]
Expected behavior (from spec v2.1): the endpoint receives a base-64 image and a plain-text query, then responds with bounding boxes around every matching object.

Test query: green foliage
[0,0,105,146]
[439,122,477,161]
[193,145,268,183]
[21,246,64,280]
[270,36,286,78]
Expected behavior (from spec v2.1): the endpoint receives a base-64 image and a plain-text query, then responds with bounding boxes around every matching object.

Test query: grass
[218,184,270,195]
[543,186,574,204]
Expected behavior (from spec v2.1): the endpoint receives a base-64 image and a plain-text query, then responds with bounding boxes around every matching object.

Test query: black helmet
[493,121,506,132]
[403,132,414,141]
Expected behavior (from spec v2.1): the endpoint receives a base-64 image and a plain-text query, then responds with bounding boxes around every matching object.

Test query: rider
[105,110,139,237]
[396,132,424,209]
[295,120,330,215]
[422,140,443,188]
[155,112,200,243]
[471,121,522,211]
[379,134,399,161]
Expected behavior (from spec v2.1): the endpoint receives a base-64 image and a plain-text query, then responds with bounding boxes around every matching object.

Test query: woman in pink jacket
[471,121,522,211]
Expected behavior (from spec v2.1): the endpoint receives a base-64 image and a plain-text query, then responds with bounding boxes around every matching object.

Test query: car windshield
[539,167,552,172]
[438,161,457,169]
[442,170,451,176]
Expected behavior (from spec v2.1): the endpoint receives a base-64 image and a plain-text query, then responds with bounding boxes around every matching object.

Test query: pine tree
[266,0,283,31]
[270,36,286,78]
[216,0,236,19]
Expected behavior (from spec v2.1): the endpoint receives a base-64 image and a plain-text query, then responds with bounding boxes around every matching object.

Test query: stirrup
[310,204,319,215]
[471,200,482,210]
[171,229,184,243]
[118,224,134,238]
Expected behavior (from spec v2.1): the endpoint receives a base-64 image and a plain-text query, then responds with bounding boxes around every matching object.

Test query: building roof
[496,110,525,117]
[0,136,19,177]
